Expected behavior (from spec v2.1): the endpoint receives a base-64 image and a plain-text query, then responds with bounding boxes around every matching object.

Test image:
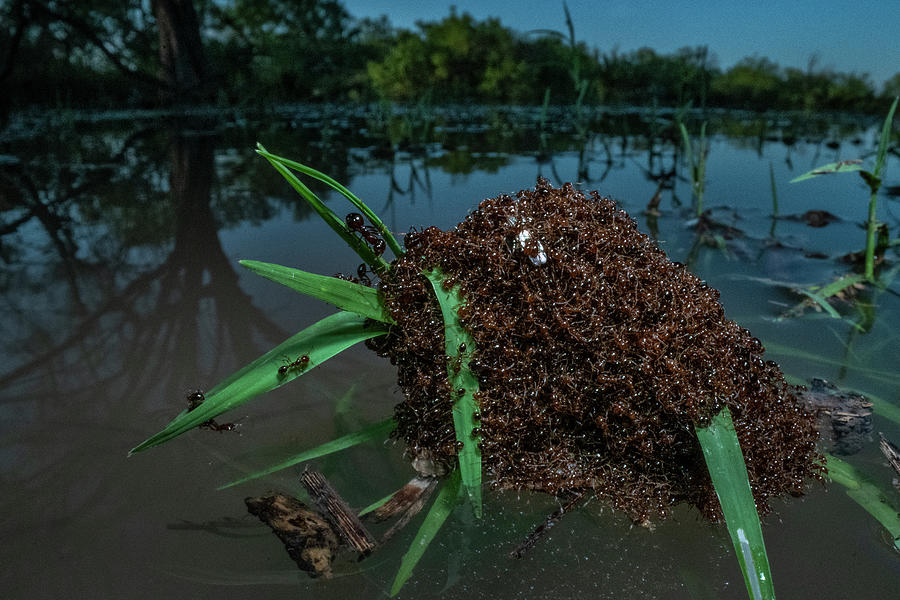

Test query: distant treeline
[2,0,898,114]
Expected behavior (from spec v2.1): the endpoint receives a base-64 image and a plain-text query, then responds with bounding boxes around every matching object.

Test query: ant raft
[278,354,310,377]
[185,390,239,432]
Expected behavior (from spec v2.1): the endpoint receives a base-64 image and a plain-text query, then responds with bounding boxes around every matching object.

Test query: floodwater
[1,105,898,599]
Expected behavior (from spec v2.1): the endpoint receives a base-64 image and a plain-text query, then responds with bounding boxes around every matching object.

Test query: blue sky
[342,0,900,89]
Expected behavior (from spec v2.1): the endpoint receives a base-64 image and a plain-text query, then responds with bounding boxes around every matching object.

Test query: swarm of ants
[368,178,823,524]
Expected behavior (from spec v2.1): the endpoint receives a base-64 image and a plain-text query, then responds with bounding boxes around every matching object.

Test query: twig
[300,467,377,556]
[510,492,584,559]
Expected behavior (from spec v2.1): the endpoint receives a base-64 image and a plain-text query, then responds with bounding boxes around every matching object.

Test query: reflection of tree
[0,131,291,528]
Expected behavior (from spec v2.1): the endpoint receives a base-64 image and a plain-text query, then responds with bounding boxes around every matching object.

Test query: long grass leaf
[218,418,396,489]
[256,144,390,272]
[130,312,388,454]
[695,407,775,600]
[257,145,404,259]
[390,470,461,596]
[825,453,900,551]
[872,96,899,180]
[425,269,482,518]
[240,260,393,323]
[815,272,866,298]
[790,160,863,183]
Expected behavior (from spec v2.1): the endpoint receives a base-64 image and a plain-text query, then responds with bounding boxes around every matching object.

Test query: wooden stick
[300,467,377,556]
[509,492,584,559]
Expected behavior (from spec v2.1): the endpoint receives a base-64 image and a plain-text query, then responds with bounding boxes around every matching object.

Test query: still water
[1,105,898,599]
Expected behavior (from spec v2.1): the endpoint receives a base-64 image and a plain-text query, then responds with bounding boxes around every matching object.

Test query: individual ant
[277,353,310,377]
[357,263,372,286]
[185,390,239,433]
[345,212,386,256]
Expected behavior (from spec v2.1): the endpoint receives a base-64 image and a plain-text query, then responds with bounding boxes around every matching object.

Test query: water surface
[1,105,898,599]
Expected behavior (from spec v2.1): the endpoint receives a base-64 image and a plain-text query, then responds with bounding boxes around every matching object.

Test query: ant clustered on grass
[185,390,239,432]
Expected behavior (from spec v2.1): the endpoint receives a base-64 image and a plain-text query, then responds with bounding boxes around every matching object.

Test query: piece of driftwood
[300,468,377,556]
[378,476,439,543]
[879,433,900,490]
[510,492,584,559]
[374,475,435,522]
[798,378,873,455]
[245,493,339,578]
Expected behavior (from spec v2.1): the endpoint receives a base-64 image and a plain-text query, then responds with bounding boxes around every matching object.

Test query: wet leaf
[257,145,404,260]
[256,144,390,272]
[219,418,397,489]
[425,269,482,518]
[695,407,775,600]
[790,159,862,183]
[130,312,388,454]
[390,470,461,596]
[240,260,394,323]
[825,454,900,551]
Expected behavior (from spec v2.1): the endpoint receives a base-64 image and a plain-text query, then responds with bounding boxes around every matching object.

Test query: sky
[342,0,900,89]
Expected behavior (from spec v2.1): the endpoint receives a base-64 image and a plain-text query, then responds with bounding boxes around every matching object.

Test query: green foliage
[257,144,393,272]
[679,121,708,216]
[425,270,482,518]
[825,454,900,551]
[695,408,775,600]
[240,260,394,323]
[390,470,462,596]
[130,311,388,454]
[219,417,397,489]
[367,10,532,103]
[791,97,898,282]
[6,0,897,112]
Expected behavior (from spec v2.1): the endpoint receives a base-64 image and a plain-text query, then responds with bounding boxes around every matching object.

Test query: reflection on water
[1,106,898,599]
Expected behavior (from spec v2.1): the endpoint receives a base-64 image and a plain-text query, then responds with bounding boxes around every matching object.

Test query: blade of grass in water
[390,470,461,596]
[790,160,863,183]
[257,145,404,259]
[240,260,393,323]
[825,453,900,551]
[256,145,391,273]
[219,417,396,489]
[695,407,775,600]
[130,312,388,454]
[425,269,482,518]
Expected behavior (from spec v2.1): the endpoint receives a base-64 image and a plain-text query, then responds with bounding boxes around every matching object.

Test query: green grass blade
[790,160,862,183]
[390,470,461,596]
[257,145,404,259]
[218,418,396,489]
[425,269,482,518]
[240,260,394,323]
[358,492,395,517]
[130,312,388,454]
[825,454,900,551]
[872,96,898,180]
[256,144,390,272]
[814,272,866,298]
[695,407,775,600]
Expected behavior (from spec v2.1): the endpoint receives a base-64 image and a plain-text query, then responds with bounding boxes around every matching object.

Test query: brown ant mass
[370,178,823,524]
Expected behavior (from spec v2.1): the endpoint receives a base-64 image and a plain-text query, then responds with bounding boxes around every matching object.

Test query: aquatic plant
[790,97,898,300]
[131,146,897,599]
[678,119,709,217]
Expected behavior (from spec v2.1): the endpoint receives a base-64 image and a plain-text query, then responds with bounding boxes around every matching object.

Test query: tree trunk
[152,0,209,104]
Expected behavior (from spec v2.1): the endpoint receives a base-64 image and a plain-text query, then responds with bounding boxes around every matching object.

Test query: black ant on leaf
[277,354,310,377]
[185,390,239,432]
[346,212,386,256]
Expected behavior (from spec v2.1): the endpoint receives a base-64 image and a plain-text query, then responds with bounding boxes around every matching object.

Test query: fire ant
[277,353,310,377]
[346,212,386,256]
[185,390,239,432]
